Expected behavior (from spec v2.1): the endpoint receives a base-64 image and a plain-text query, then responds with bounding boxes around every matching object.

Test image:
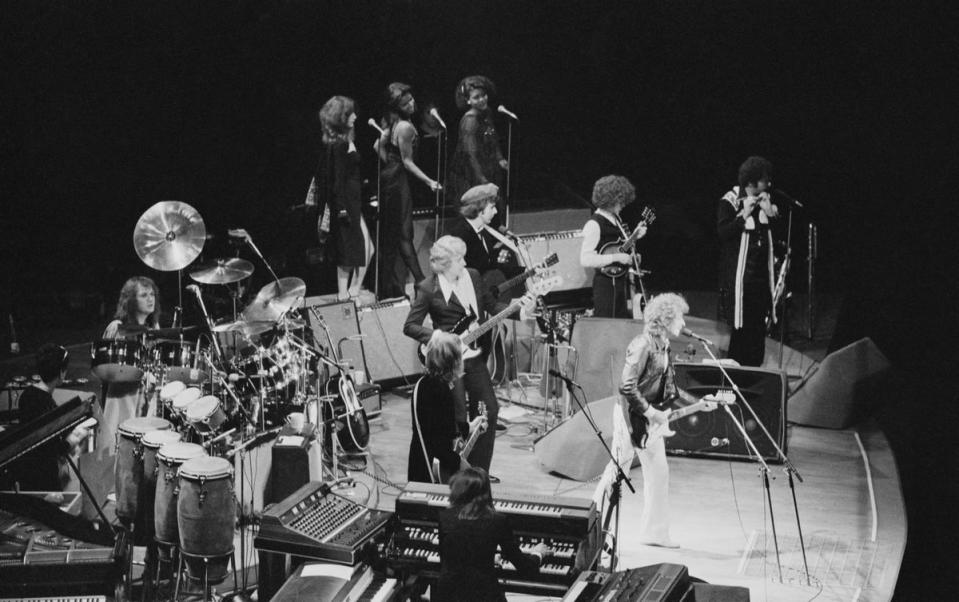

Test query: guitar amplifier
[356,383,381,418]
[517,230,592,291]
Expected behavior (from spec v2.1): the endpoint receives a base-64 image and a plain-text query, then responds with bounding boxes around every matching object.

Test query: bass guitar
[432,403,488,483]
[417,277,560,365]
[600,206,656,278]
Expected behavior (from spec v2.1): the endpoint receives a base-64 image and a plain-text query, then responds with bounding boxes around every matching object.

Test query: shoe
[489,475,501,484]
[639,539,680,549]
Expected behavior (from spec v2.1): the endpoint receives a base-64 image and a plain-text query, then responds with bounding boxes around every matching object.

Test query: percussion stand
[238,234,283,290]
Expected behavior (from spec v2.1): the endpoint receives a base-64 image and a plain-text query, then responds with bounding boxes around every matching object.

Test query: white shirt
[438,271,479,318]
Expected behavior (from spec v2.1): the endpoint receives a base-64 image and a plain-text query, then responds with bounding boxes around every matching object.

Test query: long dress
[316,140,365,267]
[448,111,506,224]
[379,120,425,297]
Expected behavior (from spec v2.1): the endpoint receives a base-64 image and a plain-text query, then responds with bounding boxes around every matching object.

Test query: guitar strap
[412,377,438,484]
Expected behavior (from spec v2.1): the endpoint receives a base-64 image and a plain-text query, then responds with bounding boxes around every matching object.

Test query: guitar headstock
[540,253,559,269]
[522,276,562,310]
[642,206,657,225]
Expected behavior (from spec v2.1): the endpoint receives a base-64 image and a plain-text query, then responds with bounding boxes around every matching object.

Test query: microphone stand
[503,119,514,228]
[553,369,634,571]
[695,338,810,585]
[433,126,446,240]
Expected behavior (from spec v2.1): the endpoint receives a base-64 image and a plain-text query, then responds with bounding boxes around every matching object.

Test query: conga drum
[154,442,207,545]
[141,430,182,537]
[115,417,172,524]
[185,395,228,434]
[177,456,236,583]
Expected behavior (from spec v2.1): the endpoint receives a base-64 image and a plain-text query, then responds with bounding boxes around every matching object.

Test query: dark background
[2,1,957,597]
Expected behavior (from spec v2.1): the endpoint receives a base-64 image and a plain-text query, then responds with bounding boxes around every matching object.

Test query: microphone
[367,118,385,135]
[710,437,730,448]
[771,187,804,208]
[429,107,447,130]
[548,369,579,388]
[497,105,519,121]
[681,327,714,346]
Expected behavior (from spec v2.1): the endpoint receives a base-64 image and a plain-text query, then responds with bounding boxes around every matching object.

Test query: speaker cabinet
[517,230,594,291]
[265,427,323,506]
[787,337,890,429]
[667,362,786,463]
[355,299,424,385]
[686,583,751,601]
[304,298,369,377]
[533,395,623,481]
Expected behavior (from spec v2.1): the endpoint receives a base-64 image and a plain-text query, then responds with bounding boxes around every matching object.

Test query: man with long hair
[434,467,547,601]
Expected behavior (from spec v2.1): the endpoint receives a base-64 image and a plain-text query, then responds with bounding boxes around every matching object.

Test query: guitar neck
[495,267,535,294]
[667,400,710,423]
[461,300,521,345]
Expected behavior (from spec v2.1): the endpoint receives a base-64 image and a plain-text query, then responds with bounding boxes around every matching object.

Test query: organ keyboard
[272,563,398,602]
[387,482,600,596]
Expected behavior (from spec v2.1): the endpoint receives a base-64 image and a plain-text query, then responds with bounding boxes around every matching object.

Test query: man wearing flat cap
[447,183,502,275]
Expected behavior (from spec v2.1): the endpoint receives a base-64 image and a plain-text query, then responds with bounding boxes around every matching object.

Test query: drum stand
[172,548,238,602]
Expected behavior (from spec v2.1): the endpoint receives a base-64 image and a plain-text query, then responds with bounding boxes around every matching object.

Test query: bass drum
[322,374,369,453]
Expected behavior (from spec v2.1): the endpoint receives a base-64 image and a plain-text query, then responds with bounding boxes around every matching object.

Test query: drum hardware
[241,277,307,324]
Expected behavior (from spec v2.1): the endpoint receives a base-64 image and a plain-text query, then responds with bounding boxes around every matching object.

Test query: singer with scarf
[717,156,779,366]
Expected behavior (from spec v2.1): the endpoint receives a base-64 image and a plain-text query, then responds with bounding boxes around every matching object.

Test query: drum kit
[95,201,370,596]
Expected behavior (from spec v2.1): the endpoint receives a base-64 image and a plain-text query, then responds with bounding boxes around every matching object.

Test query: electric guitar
[486,252,559,298]
[643,391,735,445]
[599,207,656,278]
[417,276,561,364]
[432,403,487,483]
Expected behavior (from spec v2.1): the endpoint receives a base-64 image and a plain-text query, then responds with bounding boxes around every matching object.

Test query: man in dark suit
[404,235,511,477]
[447,183,500,274]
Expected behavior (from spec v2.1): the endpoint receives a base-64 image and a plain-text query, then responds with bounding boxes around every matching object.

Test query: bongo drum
[177,456,236,583]
[115,417,172,523]
[154,442,207,545]
[185,395,228,434]
[171,387,203,419]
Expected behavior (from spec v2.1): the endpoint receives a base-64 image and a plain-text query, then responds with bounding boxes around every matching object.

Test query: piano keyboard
[0,598,108,602]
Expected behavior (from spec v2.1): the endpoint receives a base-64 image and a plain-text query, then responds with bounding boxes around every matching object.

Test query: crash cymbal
[189,258,254,285]
[242,277,306,323]
[133,201,206,272]
[212,319,274,336]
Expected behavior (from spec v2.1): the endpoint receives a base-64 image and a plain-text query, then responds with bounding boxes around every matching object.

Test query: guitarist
[404,236,515,479]
[610,293,694,548]
[579,175,647,318]
[408,332,470,484]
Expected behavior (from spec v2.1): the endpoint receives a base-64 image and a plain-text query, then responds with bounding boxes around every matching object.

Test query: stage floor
[346,384,906,602]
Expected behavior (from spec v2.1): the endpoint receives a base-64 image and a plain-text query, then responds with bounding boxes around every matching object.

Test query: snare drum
[171,387,203,418]
[91,339,144,382]
[178,456,236,583]
[115,417,172,522]
[154,442,207,545]
[186,395,228,433]
[153,339,208,383]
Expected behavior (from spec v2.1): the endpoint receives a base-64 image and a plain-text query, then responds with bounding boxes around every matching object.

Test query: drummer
[98,276,162,461]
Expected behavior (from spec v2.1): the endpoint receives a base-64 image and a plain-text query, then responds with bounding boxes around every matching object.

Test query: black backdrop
[2,1,958,596]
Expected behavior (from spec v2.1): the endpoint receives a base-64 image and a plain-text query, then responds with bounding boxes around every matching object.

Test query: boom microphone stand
[688,332,810,585]
[550,368,634,571]
[368,119,386,298]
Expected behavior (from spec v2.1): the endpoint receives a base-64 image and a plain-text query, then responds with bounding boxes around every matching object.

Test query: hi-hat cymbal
[242,277,306,323]
[189,258,254,285]
[133,201,206,272]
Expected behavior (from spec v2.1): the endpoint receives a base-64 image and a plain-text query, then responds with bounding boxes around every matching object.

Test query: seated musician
[403,236,513,479]
[434,467,548,602]
[408,332,469,484]
[98,276,161,462]
[9,344,89,494]
[579,175,646,318]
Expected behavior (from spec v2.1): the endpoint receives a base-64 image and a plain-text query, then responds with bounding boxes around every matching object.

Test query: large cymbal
[211,319,274,336]
[242,277,306,323]
[133,201,206,271]
[190,258,254,285]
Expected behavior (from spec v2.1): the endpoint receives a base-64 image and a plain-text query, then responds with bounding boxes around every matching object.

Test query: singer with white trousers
[596,292,694,548]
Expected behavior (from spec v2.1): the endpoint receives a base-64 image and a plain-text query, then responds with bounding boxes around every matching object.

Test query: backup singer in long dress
[98,276,160,461]
[375,82,440,299]
[718,156,779,366]
[317,95,373,301]
[403,236,508,474]
[448,75,508,229]
[597,293,694,548]
[580,175,646,318]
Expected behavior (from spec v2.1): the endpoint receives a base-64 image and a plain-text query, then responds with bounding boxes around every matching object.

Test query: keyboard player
[434,467,549,602]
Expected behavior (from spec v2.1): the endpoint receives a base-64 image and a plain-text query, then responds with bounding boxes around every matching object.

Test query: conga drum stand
[173,547,237,602]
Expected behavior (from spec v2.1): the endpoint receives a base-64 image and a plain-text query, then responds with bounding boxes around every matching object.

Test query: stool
[173,548,237,602]
[151,539,179,601]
